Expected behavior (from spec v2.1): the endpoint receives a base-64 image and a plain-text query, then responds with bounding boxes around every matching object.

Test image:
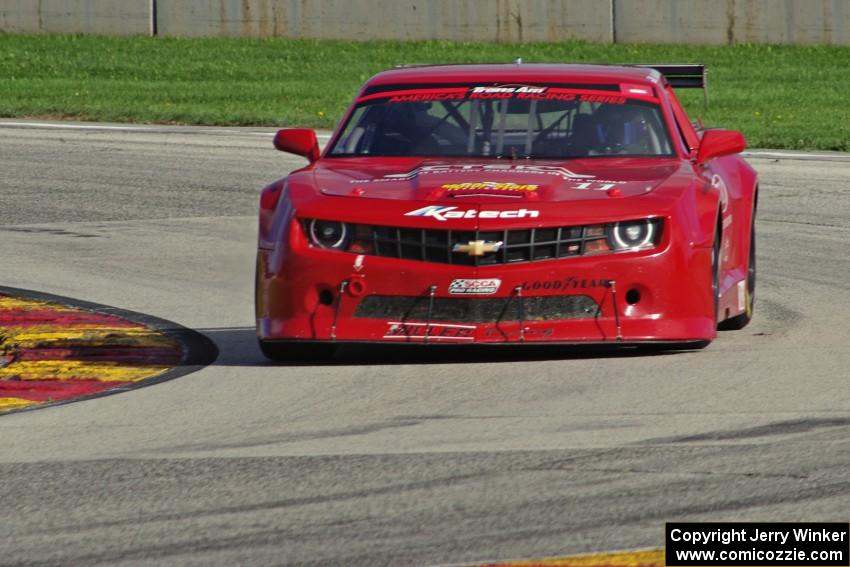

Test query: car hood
[311,157,681,203]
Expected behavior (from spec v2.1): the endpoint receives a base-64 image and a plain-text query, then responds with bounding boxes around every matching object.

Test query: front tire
[719,219,756,330]
[712,227,722,326]
[259,340,337,362]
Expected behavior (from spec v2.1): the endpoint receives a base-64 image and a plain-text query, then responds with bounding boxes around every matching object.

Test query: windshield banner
[357,84,658,105]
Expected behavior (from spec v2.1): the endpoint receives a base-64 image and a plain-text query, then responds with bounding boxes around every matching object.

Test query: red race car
[256,63,757,360]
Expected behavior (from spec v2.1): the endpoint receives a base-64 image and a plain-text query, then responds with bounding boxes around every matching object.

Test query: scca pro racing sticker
[405,206,539,221]
[448,279,501,295]
[383,322,475,341]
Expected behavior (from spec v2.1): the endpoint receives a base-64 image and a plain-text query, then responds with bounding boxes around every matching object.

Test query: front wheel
[712,227,721,326]
[719,219,756,330]
[259,340,337,362]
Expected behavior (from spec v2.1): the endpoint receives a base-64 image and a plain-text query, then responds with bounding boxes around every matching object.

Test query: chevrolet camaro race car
[255,63,758,360]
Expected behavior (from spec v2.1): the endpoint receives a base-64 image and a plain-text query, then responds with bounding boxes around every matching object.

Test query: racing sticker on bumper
[449,279,501,295]
[383,322,476,341]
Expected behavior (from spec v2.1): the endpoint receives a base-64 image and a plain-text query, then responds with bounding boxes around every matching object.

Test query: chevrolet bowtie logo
[452,240,504,257]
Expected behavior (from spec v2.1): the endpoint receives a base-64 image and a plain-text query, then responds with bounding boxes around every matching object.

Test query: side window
[665,85,700,153]
[331,106,369,154]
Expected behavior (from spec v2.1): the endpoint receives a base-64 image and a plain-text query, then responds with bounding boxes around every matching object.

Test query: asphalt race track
[1,121,848,566]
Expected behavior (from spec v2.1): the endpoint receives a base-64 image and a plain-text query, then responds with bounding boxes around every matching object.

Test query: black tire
[712,226,722,326]
[259,340,337,362]
[254,253,264,320]
[719,219,756,330]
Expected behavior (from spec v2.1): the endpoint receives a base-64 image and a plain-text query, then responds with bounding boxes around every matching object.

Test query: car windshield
[329,83,674,159]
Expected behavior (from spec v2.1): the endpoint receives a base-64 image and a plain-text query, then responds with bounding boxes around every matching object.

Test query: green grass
[2,33,850,149]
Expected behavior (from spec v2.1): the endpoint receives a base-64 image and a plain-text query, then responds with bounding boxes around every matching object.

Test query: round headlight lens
[309,220,349,249]
[624,224,643,241]
[611,220,655,250]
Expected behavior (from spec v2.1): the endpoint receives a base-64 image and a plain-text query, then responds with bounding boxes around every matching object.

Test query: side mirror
[696,129,746,164]
[273,128,320,163]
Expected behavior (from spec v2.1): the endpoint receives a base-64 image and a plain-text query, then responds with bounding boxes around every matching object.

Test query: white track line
[0,121,332,139]
[0,121,160,131]
[743,150,847,160]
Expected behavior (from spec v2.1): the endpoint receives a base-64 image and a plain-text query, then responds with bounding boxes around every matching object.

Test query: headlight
[308,219,349,249]
[609,219,660,251]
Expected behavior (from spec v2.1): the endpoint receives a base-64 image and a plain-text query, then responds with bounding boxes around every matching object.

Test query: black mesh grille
[354,295,599,323]
[306,220,612,266]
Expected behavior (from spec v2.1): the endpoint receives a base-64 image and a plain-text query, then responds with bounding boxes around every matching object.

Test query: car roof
[365,63,662,88]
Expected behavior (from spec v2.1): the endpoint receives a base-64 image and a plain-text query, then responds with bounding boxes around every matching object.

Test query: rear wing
[635,64,708,108]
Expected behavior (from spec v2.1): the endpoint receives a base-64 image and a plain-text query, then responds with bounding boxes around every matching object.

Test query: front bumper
[256,232,716,344]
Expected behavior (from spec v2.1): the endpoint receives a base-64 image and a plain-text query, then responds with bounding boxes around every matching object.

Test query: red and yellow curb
[0,289,212,414]
[473,549,664,567]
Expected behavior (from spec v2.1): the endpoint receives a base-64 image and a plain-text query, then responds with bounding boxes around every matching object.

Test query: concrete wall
[613,0,850,44]
[154,0,612,43]
[0,0,149,35]
[1,0,849,45]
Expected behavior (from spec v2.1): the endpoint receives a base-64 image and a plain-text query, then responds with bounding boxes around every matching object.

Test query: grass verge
[2,33,849,150]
